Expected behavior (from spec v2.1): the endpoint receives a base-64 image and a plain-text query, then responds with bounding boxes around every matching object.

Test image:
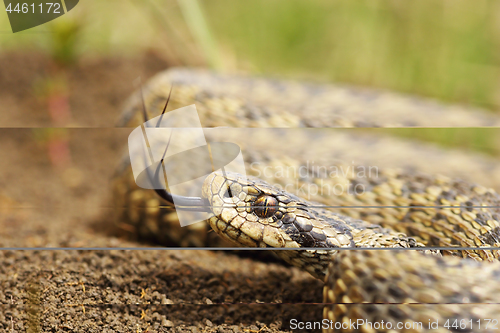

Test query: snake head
[156,170,379,279]
[201,171,355,250]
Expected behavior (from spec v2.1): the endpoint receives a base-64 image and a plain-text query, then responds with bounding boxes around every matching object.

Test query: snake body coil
[115,68,500,332]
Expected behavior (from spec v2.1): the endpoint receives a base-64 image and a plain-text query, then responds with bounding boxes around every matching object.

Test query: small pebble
[161,296,174,304]
[162,319,174,327]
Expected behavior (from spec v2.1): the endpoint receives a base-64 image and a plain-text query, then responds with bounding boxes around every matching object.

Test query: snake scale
[115,68,500,332]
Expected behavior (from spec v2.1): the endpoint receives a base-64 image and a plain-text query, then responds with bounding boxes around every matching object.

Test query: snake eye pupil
[254,195,278,218]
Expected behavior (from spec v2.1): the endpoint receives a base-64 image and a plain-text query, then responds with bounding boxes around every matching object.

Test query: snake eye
[253,195,278,218]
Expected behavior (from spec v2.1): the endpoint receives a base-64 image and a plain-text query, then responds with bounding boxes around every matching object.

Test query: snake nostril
[253,195,278,218]
[223,185,235,198]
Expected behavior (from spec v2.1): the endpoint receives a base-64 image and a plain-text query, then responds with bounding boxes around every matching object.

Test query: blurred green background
[1,0,499,154]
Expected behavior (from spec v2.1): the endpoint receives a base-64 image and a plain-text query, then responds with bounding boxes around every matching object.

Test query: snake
[115,68,500,332]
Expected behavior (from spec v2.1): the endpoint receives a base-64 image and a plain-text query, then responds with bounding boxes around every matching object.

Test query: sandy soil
[0,52,322,332]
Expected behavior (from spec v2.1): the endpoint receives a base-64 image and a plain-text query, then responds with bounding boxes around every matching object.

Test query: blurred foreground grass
[1,0,499,154]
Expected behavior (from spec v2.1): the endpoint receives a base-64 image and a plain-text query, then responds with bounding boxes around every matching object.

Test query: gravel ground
[0,52,322,332]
